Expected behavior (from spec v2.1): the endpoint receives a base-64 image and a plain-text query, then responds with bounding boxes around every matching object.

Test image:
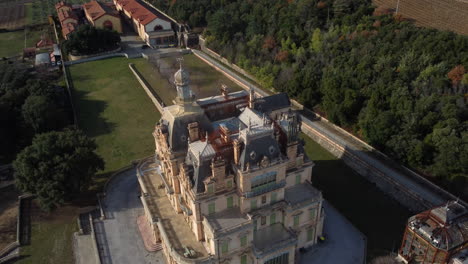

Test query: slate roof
[254,93,291,113]
[238,132,280,170]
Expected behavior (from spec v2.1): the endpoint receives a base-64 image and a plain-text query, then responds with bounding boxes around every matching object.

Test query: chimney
[211,158,226,189]
[248,87,255,108]
[188,122,199,142]
[287,142,298,169]
[233,139,241,165]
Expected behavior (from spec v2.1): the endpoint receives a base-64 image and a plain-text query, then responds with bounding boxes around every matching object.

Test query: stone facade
[140,65,325,264]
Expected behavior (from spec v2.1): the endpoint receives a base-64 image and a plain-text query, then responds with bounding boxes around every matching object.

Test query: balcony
[244,180,286,198]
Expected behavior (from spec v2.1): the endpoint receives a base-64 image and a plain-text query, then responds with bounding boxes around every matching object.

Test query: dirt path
[0,185,20,249]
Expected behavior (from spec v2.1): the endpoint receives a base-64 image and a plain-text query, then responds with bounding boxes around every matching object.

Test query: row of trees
[0,61,103,210]
[150,0,467,196]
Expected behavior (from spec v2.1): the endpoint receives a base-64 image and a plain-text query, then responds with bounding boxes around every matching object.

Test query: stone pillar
[233,139,241,165]
[211,158,226,190]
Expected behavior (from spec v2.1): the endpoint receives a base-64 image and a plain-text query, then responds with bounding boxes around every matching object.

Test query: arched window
[103,20,113,30]
[154,25,163,31]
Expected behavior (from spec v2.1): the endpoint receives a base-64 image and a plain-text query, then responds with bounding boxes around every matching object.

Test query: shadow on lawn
[311,158,411,259]
[71,90,116,138]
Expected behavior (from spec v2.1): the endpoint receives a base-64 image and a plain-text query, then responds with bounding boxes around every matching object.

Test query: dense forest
[151,0,467,195]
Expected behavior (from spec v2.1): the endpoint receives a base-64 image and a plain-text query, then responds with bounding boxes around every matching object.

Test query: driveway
[96,168,165,264]
[300,201,366,264]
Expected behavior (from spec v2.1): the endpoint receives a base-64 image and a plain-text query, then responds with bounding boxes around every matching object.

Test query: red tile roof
[55,1,71,10]
[57,8,78,23]
[83,0,119,21]
[62,22,77,38]
[115,0,167,26]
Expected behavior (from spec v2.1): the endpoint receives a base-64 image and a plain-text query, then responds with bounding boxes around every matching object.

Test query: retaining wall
[128,63,165,113]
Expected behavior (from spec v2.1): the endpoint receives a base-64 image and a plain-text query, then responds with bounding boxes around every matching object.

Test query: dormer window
[207,183,214,194]
[250,151,256,160]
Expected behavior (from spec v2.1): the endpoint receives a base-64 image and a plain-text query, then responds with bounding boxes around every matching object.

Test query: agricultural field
[373,0,468,35]
[0,3,25,29]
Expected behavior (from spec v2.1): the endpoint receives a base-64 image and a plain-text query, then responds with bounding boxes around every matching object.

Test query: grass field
[155,54,243,104]
[70,57,161,189]
[0,25,50,58]
[301,134,411,258]
[18,203,77,264]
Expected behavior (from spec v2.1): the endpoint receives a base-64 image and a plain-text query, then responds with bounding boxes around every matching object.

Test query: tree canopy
[0,62,71,163]
[63,25,121,55]
[13,129,104,210]
[150,0,468,197]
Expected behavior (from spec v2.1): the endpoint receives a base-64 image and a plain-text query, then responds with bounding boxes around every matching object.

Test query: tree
[13,129,104,210]
[63,25,120,55]
[21,95,66,133]
[311,28,322,53]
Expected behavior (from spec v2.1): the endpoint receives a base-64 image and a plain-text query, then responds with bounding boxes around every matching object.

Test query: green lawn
[0,26,50,58]
[24,3,34,25]
[70,57,161,188]
[18,219,76,264]
[159,54,243,102]
[132,59,175,105]
[301,134,411,258]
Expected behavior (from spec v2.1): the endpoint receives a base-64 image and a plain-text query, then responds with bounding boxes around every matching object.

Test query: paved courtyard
[300,201,366,264]
[96,168,165,264]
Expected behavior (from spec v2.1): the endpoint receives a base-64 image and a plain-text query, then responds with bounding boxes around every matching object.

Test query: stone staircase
[137,215,162,252]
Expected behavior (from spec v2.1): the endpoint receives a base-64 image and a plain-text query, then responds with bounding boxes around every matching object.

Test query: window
[221,241,229,254]
[293,215,300,227]
[253,219,257,231]
[261,195,266,204]
[265,253,289,264]
[250,199,257,210]
[295,174,301,184]
[307,227,315,242]
[154,25,163,31]
[261,216,266,225]
[241,255,247,264]
[270,213,276,225]
[309,208,316,220]
[208,203,215,215]
[271,192,277,204]
[251,171,276,191]
[226,179,232,188]
[207,184,214,193]
[227,196,233,209]
[240,235,247,247]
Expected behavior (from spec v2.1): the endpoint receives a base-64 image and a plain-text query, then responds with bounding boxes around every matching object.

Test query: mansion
[137,64,325,264]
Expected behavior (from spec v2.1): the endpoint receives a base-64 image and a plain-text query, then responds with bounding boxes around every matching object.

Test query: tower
[174,58,194,105]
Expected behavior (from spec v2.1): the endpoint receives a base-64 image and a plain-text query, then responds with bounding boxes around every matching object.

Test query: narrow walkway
[138,160,208,258]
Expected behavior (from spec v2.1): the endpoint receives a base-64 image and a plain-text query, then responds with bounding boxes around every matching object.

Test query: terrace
[137,158,209,259]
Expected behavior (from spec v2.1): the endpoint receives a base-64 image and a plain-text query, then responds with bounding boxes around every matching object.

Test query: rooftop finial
[176,57,184,70]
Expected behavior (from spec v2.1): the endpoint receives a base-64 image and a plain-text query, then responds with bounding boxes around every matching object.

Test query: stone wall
[128,63,165,113]
[68,46,123,61]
